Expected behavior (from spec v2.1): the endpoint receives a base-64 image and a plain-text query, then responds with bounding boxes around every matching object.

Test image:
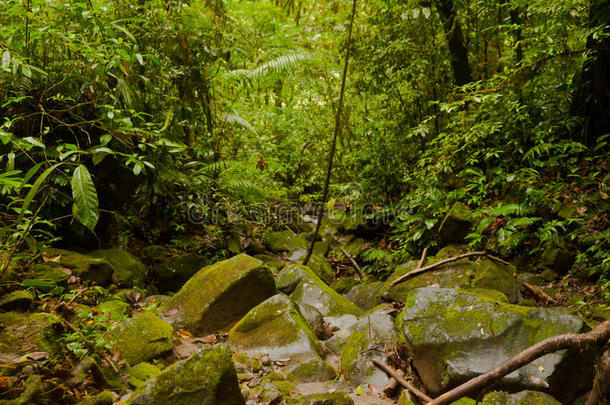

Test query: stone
[43,248,113,285]
[540,242,575,273]
[378,255,518,303]
[0,312,64,364]
[298,302,328,340]
[125,344,244,405]
[480,390,561,405]
[161,254,276,335]
[438,202,476,243]
[285,392,354,405]
[263,230,308,253]
[344,282,383,310]
[153,253,207,292]
[396,287,588,399]
[105,311,173,366]
[304,255,334,283]
[330,278,359,294]
[97,299,131,322]
[29,263,70,285]
[91,249,147,288]
[229,294,335,382]
[128,362,162,388]
[254,254,285,275]
[0,290,34,311]
[77,391,117,405]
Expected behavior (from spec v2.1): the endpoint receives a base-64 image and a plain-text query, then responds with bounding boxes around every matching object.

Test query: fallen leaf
[178,329,193,338]
[43,255,62,263]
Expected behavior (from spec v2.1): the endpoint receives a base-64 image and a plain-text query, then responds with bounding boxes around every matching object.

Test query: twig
[341,248,365,279]
[418,247,429,268]
[372,359,432,403]
[383,367,405,396]
[427,321,610,405]
[522,282,558,306]
[389,251,509,287]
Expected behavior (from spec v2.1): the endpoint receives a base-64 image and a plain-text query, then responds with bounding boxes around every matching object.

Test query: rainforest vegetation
[0,0,609,404]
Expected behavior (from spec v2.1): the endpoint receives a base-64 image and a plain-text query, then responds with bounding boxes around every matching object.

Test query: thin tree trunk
[434,0,473,86]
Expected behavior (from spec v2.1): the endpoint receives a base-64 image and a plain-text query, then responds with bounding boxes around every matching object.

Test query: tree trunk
[570,0,610,148]
[434,0,473,86]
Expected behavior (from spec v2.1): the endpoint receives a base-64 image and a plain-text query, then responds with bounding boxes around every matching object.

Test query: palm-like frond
[221,111,257,133]
[230,51,311,79]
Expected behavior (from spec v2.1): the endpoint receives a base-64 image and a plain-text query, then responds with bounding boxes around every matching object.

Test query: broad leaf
[71,165,99,232]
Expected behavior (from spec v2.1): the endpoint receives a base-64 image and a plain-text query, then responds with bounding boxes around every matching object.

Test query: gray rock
[91,249,147,288]
[344,282,383,310]
[43,248,114,285]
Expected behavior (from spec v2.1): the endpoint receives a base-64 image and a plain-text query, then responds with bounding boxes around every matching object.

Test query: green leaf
[71,165,99,232]
[16,163,62,226]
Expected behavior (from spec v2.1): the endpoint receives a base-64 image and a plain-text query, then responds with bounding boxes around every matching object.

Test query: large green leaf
[71,165,99,232]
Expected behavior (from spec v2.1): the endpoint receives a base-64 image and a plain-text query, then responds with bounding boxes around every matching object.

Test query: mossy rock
[0,290,34,311]
[29,263,70,285]
[160,254,276,335]
[76,391,117,405]
[91,249,147,288]
[396,287,588,398]
[1,375,44,405]
[0,312,64,364]
[330,278,359,294]
[105,311,173,366]
[285,392,354,405]
[287,357,337,382]
[153,253,208,292]
[438,202,476,244]
[254,254,285,275]
[123,344,244,405]
[263,230,308,253]
[98,299,131,322]
[480,390,561,405]
[344,282,383,310]
[128,362,162,388]
[304,254,334,283]
[540,242,575,273]
[297,302,327,340]
[43,248,113,285]
[377,256,518,303]
[276,263,311,294]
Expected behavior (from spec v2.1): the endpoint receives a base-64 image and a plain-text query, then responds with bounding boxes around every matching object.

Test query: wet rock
[153,253,207,292]
[91,249,147,288]
[254,254,285,275]
[161,254,276,334]
[298,303,327,340]
[0,312,63,364]
[105,311,173,366]
[480,390,561,405]
[344,282,383,310]
[305,255,334,284]
[263,230,308,253]
[29,263,70,285]
[128,362,162,389]
[330,278,359,295]
[0,290,34,311]
[285,392,354,405]
[378,255,518,303]
[229,294,335,382]
[396,287,588,399]
[98,299,131,322]
[540,242,575,273]
[43,248,113,285]
[438,202,476,244]
[125,344,244,405]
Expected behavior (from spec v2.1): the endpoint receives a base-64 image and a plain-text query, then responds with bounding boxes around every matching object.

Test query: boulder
[396,287,588,399]
[160,254,276,334]
[330,278,359,294]
[480,390,561,405]
[304,255,334,283]
[125,344,244,405]
[91,249,147,288]
[285,392,354,405]
[263,230,308,253]
[105,311,173,366]
[280,264,363,330]
[43,248,114,285]
[77,391,117,405]
[0,290,34,311]
[29,263,71,285]
[298,302,327,340]
[344,282,383,310]
[438,202,476,243]
[228,294,335,382]
[98,299,131,322]
[540,242,575,273]
[153,253,207,292]
[0,312,64,364]
[378,256,518,303]
[128,362,162,389]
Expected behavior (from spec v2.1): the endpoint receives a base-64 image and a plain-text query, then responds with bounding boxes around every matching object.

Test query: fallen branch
[522,282,559,306]
[389,251,509,287]
[372,359,432,403]
[586,342,610,405]
[426,321,610,405]
[418,247,429,269]
[383,367,405,396]
[341,248,366,279]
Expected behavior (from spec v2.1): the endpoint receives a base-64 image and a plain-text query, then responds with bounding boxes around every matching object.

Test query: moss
[153,253,207,292]
[98,299,131,322]
[160,254,276,334]
[43,248,114,285]
[472,259,518,302]
[0,312,64,362]
[286,392,354,405]
[105,311,173,366]
[128,362,162,388]
[0,290,34,311]
[481,390,561,405]
[125,344,244,405]
[76,390,116,405]
[289,358,336,382]
[91,249,147,288]
[305,255,334,283]
[262,230,307,252]
[331,278,359,294]
[29,263,71,284]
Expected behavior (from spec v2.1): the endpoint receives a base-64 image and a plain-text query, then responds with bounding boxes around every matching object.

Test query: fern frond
[231,51,311,79]
[221,178,266,198]
[221,111,257,133]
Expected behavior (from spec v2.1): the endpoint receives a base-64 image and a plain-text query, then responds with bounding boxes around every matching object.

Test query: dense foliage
[1,0,608,280]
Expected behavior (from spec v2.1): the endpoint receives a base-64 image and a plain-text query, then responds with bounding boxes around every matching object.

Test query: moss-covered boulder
[378,256,518,303]
[331,278,359,294]
[396,287,588,398]
[285,392,354,405]
[229,294,335,382]
[438,202,476,243]
[344,282,383,310]
[105,311,173,366]
[540,242,575,273]
[43,248,113,285]
[327,310,398,386]
[123,344,244,405]
[161,254,276,334]
[0,290,34,311]
[304,254,334,283]
[153,253,208,292]
[98,299,131,322]
[29,263,71,285]
[281,264,363,330]
[263,230,308,253]
[0,312,63,364]
[276,263,311,294]
[128,362,162,388]
[76,390,117,405]
[255,254,285,275]
[480,390,561,405]
[298,302,327,340]
[91,249,147,288]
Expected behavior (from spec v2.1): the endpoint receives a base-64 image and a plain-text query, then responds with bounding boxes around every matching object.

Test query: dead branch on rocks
[522,282,559,306]
[586,342,610,405]
[340,248,366,279]
[389,251,509,287]
[372,359,432,402]
[426,321,610,405]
